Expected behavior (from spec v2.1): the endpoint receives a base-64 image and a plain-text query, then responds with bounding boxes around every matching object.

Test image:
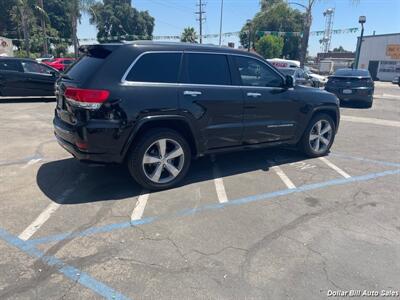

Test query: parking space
[0,82,399,299]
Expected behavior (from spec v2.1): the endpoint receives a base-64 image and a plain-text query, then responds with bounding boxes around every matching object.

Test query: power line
[195,0,206,43]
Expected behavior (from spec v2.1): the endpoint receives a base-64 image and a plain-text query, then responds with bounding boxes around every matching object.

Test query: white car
[36,55,54,63]
[304,67,328,87]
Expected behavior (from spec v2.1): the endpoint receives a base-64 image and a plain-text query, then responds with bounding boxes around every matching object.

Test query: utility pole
[354,16,366,69]
[218,0,224,46]
[196,0,206,44]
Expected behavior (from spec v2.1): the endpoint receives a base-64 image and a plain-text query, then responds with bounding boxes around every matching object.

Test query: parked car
[392,76,399,84]
[54,42,340,190]
[325,69,374,108]
[36,54,54,63]
[278,67,319,87]
[0,57,59,98]
[43,58,75,71]
[304,66,328,87]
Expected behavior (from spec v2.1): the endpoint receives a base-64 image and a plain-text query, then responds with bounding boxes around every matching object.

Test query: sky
[78,0,400,56]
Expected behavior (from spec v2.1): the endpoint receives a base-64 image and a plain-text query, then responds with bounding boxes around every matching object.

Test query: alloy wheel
[142,138,185,184]
[309,120,333,154]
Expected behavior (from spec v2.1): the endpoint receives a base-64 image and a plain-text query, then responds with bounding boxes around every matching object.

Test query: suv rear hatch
[55,44,120,126]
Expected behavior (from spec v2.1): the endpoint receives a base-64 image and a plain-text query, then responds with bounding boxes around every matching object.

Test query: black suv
[54,42,340,190]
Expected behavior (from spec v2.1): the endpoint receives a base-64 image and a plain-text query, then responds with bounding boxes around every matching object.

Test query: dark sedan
[0,57,59,99]
[325,68,374,108]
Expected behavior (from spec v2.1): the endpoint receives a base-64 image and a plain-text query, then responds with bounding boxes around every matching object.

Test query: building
[357,33,400,81]
[316,51,355,62]
[315,51,355,74]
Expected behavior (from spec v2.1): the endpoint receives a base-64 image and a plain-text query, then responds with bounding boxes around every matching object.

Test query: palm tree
[66,0,96,58]
[12,0,48,57]
[180,27,198,43]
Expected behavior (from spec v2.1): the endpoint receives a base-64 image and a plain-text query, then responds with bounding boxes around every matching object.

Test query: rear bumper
[53,114,125,164]
[325,87,374,102]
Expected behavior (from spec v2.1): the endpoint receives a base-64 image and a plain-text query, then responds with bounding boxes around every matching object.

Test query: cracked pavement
[0,83,399,299]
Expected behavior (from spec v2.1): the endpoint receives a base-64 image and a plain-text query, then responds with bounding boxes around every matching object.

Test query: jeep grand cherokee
[54,42,340,190]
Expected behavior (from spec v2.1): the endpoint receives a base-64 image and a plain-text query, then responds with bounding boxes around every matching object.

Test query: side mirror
[285,75,295,88]
[50,70,59,77]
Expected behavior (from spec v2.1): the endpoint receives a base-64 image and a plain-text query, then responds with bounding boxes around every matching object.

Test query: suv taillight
[64,87,109,110]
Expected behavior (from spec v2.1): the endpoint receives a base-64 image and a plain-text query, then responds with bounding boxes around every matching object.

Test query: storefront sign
[386,44,400,59]
[0,37,13,57]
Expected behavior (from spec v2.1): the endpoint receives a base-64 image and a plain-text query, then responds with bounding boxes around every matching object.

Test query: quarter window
[125,53,181,83]
[184,53,231,85]
[234,56,283,87]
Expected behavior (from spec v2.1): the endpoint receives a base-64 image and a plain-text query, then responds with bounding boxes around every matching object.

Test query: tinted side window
[0,60,21,72]
[126,53,181,83]
[234,56,283,87]
[22,61,53,75]
[184,53,231,85]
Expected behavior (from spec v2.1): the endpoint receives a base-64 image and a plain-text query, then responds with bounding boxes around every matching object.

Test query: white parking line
[341,115,400,127]
[18,202,61,241]
[270,164,296,189]
[214,176,228,203]
[319,157,351,179]
[211,156,228,203]
[21,158,42,169]
[18,173,87,241]
[131,192,150,221]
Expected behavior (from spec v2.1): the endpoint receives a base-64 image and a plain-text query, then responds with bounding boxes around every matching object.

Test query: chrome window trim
[120,50,285,89]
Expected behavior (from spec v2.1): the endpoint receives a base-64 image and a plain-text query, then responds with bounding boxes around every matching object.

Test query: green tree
[89,0,154,43]
[66,0,96,58]
[10,0,48,57]
[180,27,197,43]
[44,0,73,49]
[255,35,284,58]
[240,1,304,60]
[332,46,350,53]
[0,0,18,38]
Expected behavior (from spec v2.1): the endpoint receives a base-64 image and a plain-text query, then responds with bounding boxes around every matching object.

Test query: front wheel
[299,113,336,157]
[127,129,191,190]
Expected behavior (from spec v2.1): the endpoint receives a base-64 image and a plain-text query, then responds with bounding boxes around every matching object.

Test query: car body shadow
[36,147,313,205]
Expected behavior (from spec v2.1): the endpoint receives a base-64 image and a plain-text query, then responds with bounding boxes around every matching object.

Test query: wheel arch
[310,106,340,133]
[121,115,200,160]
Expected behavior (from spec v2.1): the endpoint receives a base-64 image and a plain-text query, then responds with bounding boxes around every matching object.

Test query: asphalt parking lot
[0,82,399,299]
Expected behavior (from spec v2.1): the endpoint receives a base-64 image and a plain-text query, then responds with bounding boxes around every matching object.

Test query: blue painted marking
[0,228,132,300]
[29,168,400,246]
[331,153,400,168]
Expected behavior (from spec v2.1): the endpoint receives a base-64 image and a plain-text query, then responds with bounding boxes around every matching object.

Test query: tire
[127,128,191,190]
[299,113,336,158]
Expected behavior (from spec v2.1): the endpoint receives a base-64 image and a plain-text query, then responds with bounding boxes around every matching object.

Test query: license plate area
[342,89,353,94]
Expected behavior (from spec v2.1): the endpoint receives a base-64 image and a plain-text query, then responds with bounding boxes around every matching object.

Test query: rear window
[65,45,114,82]
[184,53,231,85]
[0,60,21,72]
[125,53,182,83]
[334,69,370,77]
[66,56,103,82]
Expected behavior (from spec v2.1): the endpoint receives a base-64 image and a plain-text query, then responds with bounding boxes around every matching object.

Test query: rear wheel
[299,113,335,157]
[127,129,191,190]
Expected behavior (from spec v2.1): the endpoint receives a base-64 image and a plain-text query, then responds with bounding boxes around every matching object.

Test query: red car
[43,58,75,71]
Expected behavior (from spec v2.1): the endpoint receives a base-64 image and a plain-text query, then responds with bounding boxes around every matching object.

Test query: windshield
[334,69,370,76]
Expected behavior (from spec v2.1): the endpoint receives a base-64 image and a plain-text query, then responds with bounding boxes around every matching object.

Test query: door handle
[246,92,262,98]
[183,90,202,97]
